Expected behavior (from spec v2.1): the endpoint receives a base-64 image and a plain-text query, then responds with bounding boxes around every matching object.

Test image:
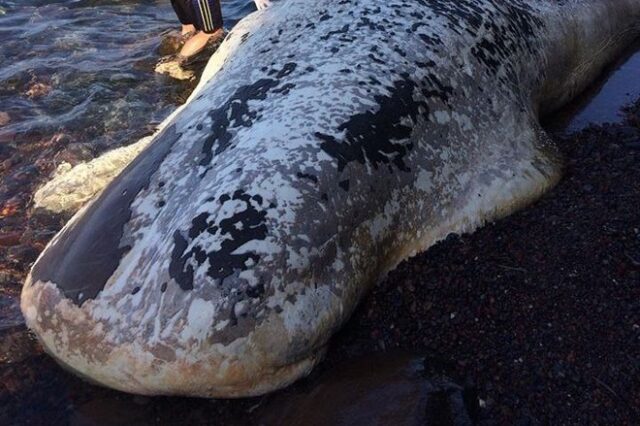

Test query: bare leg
[179,29,223,58]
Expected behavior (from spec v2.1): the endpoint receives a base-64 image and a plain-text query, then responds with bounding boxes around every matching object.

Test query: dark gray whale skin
[21,0,640,397]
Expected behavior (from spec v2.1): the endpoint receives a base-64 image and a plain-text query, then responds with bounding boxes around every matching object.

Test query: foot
[179,29,224,59]
[254,0,272,10]
[181,24,196,36]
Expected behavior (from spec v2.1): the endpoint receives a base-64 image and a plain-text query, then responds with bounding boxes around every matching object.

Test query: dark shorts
[171,0,223,34]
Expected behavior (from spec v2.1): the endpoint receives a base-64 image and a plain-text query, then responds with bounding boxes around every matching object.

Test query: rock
[0,327,38,364]
[158,30,185,56]
[53,143,96,166]
[6,245,39,266]
[25,82,52,99]
[0,231,21,247]
[155,58,195,81]
[0,197,21,218]
[0,112,10,127]
[0,269,22,286]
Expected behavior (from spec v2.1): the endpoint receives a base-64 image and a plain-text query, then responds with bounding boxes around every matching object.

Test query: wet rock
[254,352,479,425]
[0,197,21,218]
[0,327,38,364]
[0,112,9,127]
[0,270,22,286]
[6,245,39,267]
[158,30,185,56]
[155,58,195,81]
[0,232,21,247]
[25,82,52,99]
[53,142,96,166]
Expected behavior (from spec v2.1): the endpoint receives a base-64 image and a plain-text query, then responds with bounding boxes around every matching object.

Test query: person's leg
[179,28,223,57]
[171,0,196,35]
[181,24,196,35]
[178,0,224,58]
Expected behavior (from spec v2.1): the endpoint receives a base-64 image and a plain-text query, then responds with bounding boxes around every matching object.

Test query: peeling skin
[21,0,640,398]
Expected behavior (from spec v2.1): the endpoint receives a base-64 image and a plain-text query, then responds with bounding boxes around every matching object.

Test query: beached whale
[21,0,640,397]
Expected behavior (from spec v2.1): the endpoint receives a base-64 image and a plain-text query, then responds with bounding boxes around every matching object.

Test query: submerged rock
[158,30,185,56]
[25,82,52,99]
[0,112,10,127]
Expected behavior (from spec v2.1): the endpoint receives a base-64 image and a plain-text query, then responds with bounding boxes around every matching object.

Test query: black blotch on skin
[315,75,426,173]
[169,190,270,291]
[273,83,296,95]
[426,0,543,82]
[200,63,297,168]
[30,125,181,306]
[320,24,349,41]
[297,172,319,183]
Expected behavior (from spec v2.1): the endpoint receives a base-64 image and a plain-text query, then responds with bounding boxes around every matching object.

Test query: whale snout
[20,264,330,397]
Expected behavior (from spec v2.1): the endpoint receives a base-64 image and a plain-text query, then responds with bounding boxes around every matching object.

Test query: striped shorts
[171,0,223,34]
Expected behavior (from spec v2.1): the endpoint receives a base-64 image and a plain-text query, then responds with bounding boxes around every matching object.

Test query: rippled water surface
[0,0,253,147]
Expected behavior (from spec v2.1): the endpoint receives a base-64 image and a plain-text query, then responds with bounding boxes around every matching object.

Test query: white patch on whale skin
[183,298,216,342]
[415,169,434,193]
[433,110,451,124]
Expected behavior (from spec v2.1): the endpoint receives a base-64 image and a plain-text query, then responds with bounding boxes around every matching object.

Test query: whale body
[21,0,640,397]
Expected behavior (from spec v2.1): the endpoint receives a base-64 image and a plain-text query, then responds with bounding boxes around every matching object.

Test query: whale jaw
[20,277,324,398]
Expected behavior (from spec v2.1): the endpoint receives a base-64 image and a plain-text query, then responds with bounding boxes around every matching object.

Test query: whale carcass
[21,0,640,397]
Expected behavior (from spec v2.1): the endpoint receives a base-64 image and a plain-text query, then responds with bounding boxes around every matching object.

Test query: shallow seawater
[545,40,640,133]
[0,0,254,151]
